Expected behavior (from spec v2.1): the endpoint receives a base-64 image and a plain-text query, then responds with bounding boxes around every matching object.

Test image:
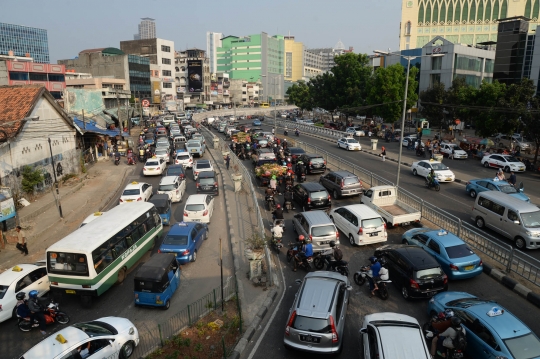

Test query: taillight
[189,159,193,162]
[329,315,338,343]
[323,160,326,165]
[328,194,331,201]
[51,282,58,286]
[466,181,470,185]
[309,234,313,241]
[156,167,160,170]
[358,227,363,235]
[409,279,420,289]
[340,180,344,189]
[157,249,161,253]
[307,197,311,204]
[137,197,142,201]
[119,199,123,202]
[195,171,199,176]
[196,183,199,188]
[285,310,296,336]
[214,182,218,187]
[184,211,188,217]
[336,231,339,239]
[443,274,448,284]
[134,293,139,299]
[182,249,190,255]
[203,210,209,216]
[449,264,459,271]
[479,260,483,266]
[143,167,147,171]
[383,223,387,229]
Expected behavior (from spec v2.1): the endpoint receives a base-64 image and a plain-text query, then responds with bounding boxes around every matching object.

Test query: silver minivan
[471,191,540,249]
[292,211,339,252]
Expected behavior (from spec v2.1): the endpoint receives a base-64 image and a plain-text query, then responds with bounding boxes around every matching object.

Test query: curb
[483,263,540,309]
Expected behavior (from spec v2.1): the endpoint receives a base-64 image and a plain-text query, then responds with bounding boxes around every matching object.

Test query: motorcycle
[297,172,306,183]
[295,130,300,137]
[138,153,146,162]
[313,250,350,277]
[426,177,441,191]
[266,195,276,211]
[127,156,136,166]
[424,323,465,359]
[286,243,313,272]
[284,129,288,136]
[353,265,391,300]
[284,200,293,212]
[114,155,121,166]
[416,146,426,157]
[271,227,284,253]
[18,300,70,332]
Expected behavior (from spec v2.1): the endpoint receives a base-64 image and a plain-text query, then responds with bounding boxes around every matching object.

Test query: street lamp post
[374,50,444,188]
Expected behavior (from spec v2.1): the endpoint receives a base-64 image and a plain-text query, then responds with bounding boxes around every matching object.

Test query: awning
[73,118,129,137]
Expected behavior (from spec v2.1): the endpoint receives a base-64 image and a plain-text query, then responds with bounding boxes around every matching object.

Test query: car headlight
[129,327,135,335]
[429,298,435,304]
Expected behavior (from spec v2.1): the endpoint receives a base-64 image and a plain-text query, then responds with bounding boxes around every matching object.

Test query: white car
[183,194,215,224]
[175,150,193,168]
[154,148,171,163]
[337,137,362,151]
[402,135,424,147]
[157,176,186,203]
[80,211,107,227]
[120,181,153,204]
[439,142,468,159]
[143,157,168,176]
[193,160,214,180]
[262,132,275,141]
[0,264,49,323]
[303,120,315,125]
[481,154,526,172]
[411,160,455,182]
[345,127,365,137]
[20,316,139,359]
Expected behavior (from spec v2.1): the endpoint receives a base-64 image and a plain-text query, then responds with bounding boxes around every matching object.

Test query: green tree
[522,95,540,164]
[326,53,372,111]
[446,77,477,127]
[419,82,447,129]
[473,81,508,138]
[286,80,312,111]
[21,166,44,194]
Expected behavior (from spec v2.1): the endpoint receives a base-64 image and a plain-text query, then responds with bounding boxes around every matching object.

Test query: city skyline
[0,0,400,63]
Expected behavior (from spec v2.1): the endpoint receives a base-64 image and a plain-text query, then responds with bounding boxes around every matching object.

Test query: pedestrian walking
[429,142,434,158]
[225,154,230,170]
[380,146,386,162]
[449,147,455,160]
[15,226,28,256]
[508,171,517,187]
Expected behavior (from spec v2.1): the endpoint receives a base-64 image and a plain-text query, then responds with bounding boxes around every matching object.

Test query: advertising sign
[0,198,16,222]
[187,60,203,92]
[152,81,161,103]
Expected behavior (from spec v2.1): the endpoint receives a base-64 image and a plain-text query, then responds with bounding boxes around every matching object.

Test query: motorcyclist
[139,147,146,161]
[296,160,306,181]
[114,150,121,163]
[269,175,278,194]
[295,128,299,136]
[326,240,344,271]
[27,290,46,335]
[367,256,381,297]
[284,126,288,135]
[427,168,436,186]
[293,235,313,272]
[16,292,31,319]
[431,317,467,358]
[272,204,284,220]
[271,220,284,239]
[283,187,294,212]
[127,150,135,165]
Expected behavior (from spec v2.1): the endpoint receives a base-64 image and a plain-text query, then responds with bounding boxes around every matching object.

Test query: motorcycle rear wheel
[354,273,366,286]
[286,251,293,263]
[55,312,70,324]
[313,257,325,270]
[435,184,441,191]
[18,319,33,332]
[340,267,349,277]
[379,286,389,300]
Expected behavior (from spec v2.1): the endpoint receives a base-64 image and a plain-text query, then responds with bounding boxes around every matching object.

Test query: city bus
[46,202,163,307]
[260,102,270,108]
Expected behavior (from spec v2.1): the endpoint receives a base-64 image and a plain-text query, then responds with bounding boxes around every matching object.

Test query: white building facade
[206,32,223,75]
[134,18,156,40]
[155,38,176,100]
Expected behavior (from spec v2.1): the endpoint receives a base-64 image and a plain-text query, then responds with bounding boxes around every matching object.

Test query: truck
[360,185,421,227]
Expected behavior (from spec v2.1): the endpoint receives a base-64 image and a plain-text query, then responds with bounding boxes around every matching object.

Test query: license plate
[465,265,474,271]
[156,300,163,304]
[65,290,76,294]
[369,232,379,237]
[300,335,320,343]
[454,352,464,358]
[191,149,196,152]
[426,291,436,297]
[126,199,134,202]
[320,241,330,244]
[446,177,452,181]
[192,219,201,222]
[401,222,410,226]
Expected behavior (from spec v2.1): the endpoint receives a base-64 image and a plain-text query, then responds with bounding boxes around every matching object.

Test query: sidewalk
[0,159,133,272]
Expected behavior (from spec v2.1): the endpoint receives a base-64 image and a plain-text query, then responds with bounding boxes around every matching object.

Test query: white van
[329,204,387,246]
[207,117,216,125]
[471,191,540,249]
[158,176,186,203]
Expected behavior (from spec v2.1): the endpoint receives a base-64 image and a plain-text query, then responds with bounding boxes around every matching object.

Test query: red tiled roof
[0,85,43,139]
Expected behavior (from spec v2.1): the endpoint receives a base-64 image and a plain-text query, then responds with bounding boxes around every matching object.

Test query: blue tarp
[73,118,129,137]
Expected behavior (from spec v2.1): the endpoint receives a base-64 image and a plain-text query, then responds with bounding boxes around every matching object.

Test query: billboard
[152,81,161,103]
[187,60,203,92]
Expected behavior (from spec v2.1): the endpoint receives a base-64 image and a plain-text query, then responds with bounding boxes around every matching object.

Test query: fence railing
[133,276,236,358]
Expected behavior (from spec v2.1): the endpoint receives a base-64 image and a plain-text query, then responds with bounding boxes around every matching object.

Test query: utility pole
[220,237,224,311]
[48,138,63,218]
[116,93,121,137]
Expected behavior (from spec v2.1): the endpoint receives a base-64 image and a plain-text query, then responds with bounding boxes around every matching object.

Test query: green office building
[217,32,284,102]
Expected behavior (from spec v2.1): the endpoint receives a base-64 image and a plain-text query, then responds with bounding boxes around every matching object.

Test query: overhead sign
[142,99,150,107]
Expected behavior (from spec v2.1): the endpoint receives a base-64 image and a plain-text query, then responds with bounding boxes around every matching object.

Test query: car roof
[149,194,170,207]
[330,170,356,178]
[0,264,42,285]
[303,153,323,158]
[288,147,304,152]
[185,194,208,204]
[477,191,538,212]
[197,171,216,178]
[124,181,146,189]
[22,325,89,358]
[381,244,440,270]
[299,182,326,191]
[195,160,210,165]
[296,273,345,318]
[159,176,179,185]
[342,204,381,219]
[423,229,465,247]
[465,302,531,339]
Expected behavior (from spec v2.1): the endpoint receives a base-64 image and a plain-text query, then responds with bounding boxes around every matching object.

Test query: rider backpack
[452,328,467,350]
[334,248,343,261]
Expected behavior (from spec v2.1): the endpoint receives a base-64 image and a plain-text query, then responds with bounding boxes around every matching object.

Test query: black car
[196,171,219,195]
[292,182,331,212]
[374,244,448,300]
[286,147,306,164]
[165,164,186,180]
[298,154,326,174]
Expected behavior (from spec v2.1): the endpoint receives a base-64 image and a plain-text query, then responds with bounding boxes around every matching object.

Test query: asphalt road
[1,154,233,359]
[207,122,540,359]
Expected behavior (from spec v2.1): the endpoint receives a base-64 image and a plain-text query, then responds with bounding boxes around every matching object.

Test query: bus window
[112,239,128,258]
[93,249,114,274]
[145,215,156,229]
[48,252,89,276]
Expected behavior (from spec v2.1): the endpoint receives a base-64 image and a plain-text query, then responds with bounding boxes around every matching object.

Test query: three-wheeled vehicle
[134,253,180,310]
[149,194,172,226]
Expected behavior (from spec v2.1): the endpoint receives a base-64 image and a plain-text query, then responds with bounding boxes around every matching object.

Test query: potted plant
[244,232,268,260]
[231,164,242,190]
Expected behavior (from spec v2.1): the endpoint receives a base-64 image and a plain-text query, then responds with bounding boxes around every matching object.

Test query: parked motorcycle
[353,265,391,300]
[426,177,441,191]
[18,300,70,332]
[286,243,313,272]
[284,200,293,212]
[297,172,306,183]
[313,250,350,277]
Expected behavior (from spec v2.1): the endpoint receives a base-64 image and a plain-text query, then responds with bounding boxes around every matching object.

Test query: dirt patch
[145,300,242,359]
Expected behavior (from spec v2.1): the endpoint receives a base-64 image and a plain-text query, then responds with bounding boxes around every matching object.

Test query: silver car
[284,271,351,354]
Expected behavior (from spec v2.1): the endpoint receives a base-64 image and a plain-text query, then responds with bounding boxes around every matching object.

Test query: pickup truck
[361,185,421,227]
[185,139,205,157]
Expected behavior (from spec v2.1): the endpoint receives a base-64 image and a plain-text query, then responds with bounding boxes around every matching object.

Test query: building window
[163,83,172,88]
[405,21,411,35]
[163,70,172,76]
[485,58,494,73]
[430,74,441,87]
[454,54,481,72]
[161,45,171,52]
[162,58,171,65]
[286,52,293,78]
[431,56,442,70]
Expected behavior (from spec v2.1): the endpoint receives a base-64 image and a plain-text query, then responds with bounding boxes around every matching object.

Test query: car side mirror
[294,214,301,219]
[346,285,353,291]
[108,340,114,346]
[514,220,520,225]
[359,328,367,334]
[295,279,302,285]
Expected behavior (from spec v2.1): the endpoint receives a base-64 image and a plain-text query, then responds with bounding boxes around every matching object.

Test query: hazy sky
[1,0,401,63]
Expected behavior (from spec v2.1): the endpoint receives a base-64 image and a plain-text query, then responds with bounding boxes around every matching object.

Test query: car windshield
[310,190,328,199]
[73,321,114,336]
[293,315,331,333]
[168,168,184,177]
[521,210,540,228]
[415,267,442,280]
[0,285,8,299]
[155,149,168,155]
[196,163,211,170]
[122,189,140,196]
[159,184,176,191]
[505,333,540,359]
[177,154,190,160]
[430,163,449,170]
[446,298,491,308]
[504,156,520,163]
[344,177,359,185]
[199,178,215,185]
[362,217,384,228]
[186,143,199,148]
[346,139,359,143]
[186,204,205,211]
[310,157,324,164]
[445,244,474,259]
[163,234,188,245]
[311,225,335,237]
[498,184,517,194]
[146,161,159,166]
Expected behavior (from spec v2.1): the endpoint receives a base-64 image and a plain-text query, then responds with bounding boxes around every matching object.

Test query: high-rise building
[399,0,540,50]
[493,16,530,85]
[216,32,285,102]
[284,36,304,82]
[306,41,353,72]
[134,18,156,40]
[175,48,210,107]
[0,22,50,63]
[206,32,223,74]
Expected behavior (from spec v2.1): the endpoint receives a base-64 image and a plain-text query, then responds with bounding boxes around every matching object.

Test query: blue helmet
[28,290,39,299]
[369,256,378,264]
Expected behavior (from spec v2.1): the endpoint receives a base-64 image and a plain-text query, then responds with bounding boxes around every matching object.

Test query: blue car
[252,119,262,126]
[402,228,483,280]
[428,291,540,359]
[158,222,208,264]
[466,178,529,202]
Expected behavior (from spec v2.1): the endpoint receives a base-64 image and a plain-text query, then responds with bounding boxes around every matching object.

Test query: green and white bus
[47,202,163,307]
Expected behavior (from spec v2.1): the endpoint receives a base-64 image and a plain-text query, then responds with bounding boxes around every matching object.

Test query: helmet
[369,256,378,264]
[451,317,462,328]
[276,204,281,209]
[444,309,455,319]
[298,235,305,242]
[16,292,26,300]
[28,290,38,299]
[329,240,336,248]
[297,160,303,164]
[271,175,277,180]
